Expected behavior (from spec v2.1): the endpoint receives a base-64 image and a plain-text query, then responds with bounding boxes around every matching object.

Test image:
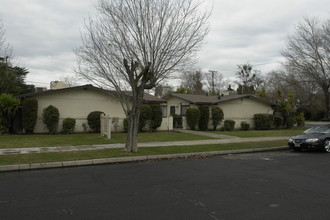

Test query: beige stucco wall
[218,97,273,129]
[165,96,192,116]
[31,88,126,133]
[164,96,274,130]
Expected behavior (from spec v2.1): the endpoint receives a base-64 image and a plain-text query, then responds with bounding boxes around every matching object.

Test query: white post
[100,114,105,136]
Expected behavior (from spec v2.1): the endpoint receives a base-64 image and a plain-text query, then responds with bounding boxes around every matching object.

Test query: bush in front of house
[0,93,20,134]
[254,113,274,130]
[139,104,153,132]
[224,120,235,131]
[87,111,104,133]
[186,107,200,130]
[22,99,38,134]
[241,121,250,130]
[42,105,60,134]
[150,104,163,131]
[211,106,224,130]
[274,115,283,129]
[62,118,76,134]
[198,105,209,131]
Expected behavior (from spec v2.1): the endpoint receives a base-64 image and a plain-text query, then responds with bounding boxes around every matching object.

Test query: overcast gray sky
[1,0,329,88]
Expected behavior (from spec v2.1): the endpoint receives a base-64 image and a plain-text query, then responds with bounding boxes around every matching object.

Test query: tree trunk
[125,88,144,153]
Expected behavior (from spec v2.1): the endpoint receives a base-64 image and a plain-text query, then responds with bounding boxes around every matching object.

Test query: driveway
[1,150,330,219]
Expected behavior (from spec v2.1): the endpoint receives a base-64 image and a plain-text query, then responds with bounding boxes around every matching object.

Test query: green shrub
[286,116,296,129]
[241,121,250,130]
[150,104,163,131]
[22,99,38,134]
[62,118,76,134]
[139,105,152,132]
[254,114,274,130]
[42,105,59,134]
[198,105,209,131]
[186,108,200,130]
[273,115,283,129]
[0,93,20,134]
[211,106,224,130]
[224,120,235,131]
[295,113,305,127]
[87,111,104,133]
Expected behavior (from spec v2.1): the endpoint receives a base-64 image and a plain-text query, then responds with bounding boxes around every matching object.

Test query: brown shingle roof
[17,84,166,103]
[164,93,276,106]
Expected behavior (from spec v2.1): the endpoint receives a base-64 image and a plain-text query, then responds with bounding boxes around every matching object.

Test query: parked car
[288,125,330,152]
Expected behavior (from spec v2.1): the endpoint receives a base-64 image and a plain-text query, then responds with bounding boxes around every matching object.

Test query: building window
[161,105,167,118]
[181,105,190,115]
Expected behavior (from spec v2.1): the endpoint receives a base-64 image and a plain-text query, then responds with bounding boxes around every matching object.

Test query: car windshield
[303,126,330,134]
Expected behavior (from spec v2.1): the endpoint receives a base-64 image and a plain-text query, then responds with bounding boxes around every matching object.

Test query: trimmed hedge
[274,115,283,129]
[224,120,235,131]
[87,111,104,133]
[62,118,76,134]
[211,106,224,130]
[241,121,250,130]
[22,99,38,134]
[42,105,59,134]
[150,104,163,131]
[198,105,209,131]
[186,108,200,130]
[0,93,20,134]
[254,114,274,130]
[139,104,153,132]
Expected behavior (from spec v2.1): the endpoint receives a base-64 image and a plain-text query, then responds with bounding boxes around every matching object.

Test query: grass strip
[0,140,287,166]
[0,132,213,149]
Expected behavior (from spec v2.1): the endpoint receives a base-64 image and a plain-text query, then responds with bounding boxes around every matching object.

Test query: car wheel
[324,139,330,152]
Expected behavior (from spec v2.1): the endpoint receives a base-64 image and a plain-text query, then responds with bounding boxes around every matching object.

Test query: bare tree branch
[75,0,210,152]
[281,17,330,118]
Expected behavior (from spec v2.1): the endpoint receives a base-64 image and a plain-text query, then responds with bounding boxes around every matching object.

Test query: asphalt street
[1,150,330,220]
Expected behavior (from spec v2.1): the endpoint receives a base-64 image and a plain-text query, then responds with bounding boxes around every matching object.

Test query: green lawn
[0,140,287,166]
[208,128,305,138]
[0,131,214,149]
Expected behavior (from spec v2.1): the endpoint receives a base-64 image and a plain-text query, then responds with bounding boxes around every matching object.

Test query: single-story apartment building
[17,84,276,133]
[163,93,276,129]
[17,84,168,133]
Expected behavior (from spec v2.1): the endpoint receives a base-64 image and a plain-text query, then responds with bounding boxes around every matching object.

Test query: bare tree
[205,70,227,95]
[0,20,13,60]
[180,69,205,95]
[75,0,210,152]
[235,63,263,94]
[282,17,330,118]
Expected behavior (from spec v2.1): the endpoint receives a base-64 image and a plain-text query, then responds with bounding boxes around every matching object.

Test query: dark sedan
[288,125,330,152]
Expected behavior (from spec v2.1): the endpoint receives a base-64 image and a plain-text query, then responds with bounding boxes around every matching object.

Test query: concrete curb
[0,146,288,173]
